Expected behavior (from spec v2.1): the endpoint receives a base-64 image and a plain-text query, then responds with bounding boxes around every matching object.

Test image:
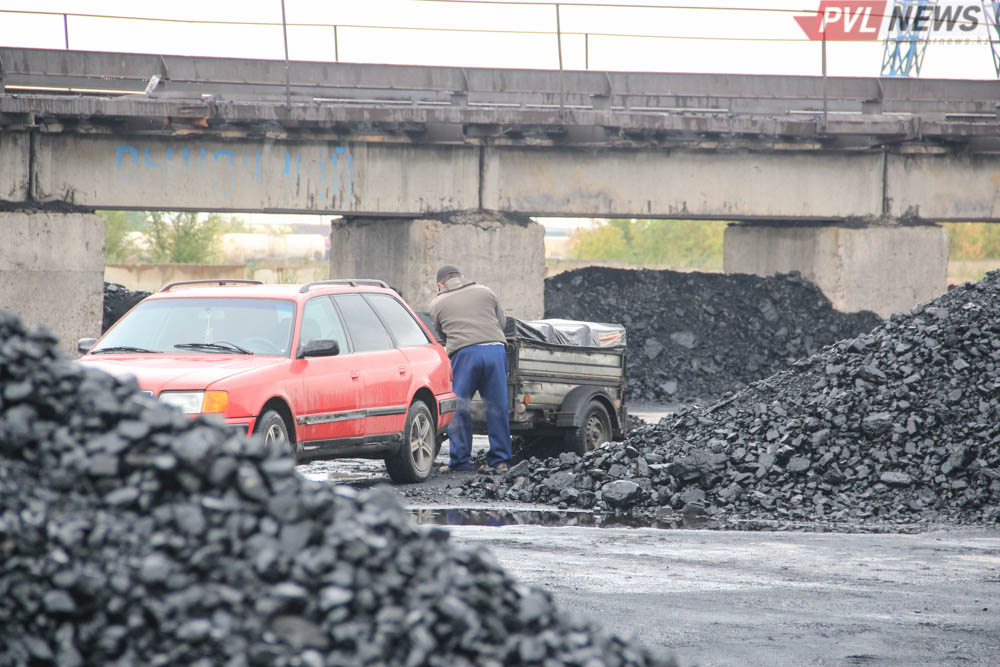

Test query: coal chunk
[880,472,912,487]
[0,309,673,667]
[545,267,881,403]
[459,270,1000,529]
[602,480,641,507]
[102,282,151,333]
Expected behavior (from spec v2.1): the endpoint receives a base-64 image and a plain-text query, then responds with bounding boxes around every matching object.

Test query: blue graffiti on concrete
[115,146,139,179]
[280,148,354,199]
[282,152,301,181]
[333,147,354,196]
[115,144,355,203]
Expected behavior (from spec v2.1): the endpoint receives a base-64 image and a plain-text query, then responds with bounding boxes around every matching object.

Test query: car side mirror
[78,337,98,354]
[298,338,340,359]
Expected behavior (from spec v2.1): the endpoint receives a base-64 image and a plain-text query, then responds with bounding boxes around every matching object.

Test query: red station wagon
[78,279,457,483]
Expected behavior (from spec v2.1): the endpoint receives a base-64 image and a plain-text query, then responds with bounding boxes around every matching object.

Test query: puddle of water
[299,470,379,483]
[409,508,927,533]
[411,507,702,529]
[297,460,388,484]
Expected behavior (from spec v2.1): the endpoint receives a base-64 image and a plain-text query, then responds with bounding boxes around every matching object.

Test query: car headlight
[159,390,229,414]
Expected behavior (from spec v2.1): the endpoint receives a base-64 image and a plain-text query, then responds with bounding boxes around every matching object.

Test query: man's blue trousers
[447,343,512,469]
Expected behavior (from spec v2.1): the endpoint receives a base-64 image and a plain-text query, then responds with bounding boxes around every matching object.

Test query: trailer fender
[555,387,616,430]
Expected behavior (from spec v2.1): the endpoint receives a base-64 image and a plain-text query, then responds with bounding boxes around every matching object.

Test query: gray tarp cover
[417,313,625,349]
[504,317,626,348]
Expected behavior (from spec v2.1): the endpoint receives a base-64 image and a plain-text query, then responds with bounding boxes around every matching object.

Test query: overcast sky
[2,0,996,229]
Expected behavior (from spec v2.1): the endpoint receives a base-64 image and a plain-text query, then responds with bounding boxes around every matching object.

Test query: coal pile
[545,267,881,403]
[464,273,1000,527]
[0,311,672,666]
[103,283,150,333]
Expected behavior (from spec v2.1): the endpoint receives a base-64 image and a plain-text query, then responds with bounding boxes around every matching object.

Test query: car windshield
[93,297,296,357]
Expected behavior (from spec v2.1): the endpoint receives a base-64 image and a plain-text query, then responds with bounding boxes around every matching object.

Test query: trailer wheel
[565,400,612,455]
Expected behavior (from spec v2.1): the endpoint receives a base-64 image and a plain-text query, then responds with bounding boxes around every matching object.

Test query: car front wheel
[255,409,294,458]
[384,400,435,483]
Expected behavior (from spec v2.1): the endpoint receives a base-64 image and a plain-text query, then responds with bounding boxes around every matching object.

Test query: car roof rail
[160,279,264,292]
[299,279,391,293]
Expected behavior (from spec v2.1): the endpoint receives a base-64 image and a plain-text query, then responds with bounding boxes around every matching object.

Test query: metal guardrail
[1,47,998,118]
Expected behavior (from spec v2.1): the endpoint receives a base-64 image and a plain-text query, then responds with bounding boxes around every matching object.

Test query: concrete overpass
[2,47,1000,348]
[3,48,1000,221]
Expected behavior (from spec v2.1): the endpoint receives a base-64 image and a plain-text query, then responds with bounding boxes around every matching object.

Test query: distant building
[544,228,572,259]
[219,233,327,262]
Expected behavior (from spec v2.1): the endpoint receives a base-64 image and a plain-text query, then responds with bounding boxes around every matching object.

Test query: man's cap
[436,265,461,283]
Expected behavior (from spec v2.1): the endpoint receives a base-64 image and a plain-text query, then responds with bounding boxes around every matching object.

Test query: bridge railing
[1,47,998,119]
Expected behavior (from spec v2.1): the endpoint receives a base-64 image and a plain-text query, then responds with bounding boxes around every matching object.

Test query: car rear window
[365,294,431,348]
[334,294,393,353]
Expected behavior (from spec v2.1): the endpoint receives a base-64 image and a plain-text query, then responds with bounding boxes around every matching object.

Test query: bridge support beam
[723,222,948,318]
[329,212,545,319]
[0,210,105,354]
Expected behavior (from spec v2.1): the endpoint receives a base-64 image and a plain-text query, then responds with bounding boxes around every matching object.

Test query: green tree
[141,212,235,263]
[99,210,145,263]
[569,218,728,269]
[218,215,249,234]
[942,222,1000,259]
[631,219,726,267]
[570,220,628,259]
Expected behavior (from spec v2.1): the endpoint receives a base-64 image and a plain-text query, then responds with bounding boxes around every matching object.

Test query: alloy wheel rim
[265,423,286,447]
[410,413,434,473]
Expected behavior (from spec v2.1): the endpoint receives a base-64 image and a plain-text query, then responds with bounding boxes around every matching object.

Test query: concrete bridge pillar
[0,210,105,354]
[723,222,948,318]
[329,211,545,319]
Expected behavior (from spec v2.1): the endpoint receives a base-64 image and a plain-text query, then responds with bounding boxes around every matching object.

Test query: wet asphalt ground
[297,410,1000,667]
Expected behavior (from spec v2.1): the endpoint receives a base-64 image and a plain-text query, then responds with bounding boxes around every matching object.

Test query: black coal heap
[466,272,1000,528]
[0,312,671,666]
[102,283,151,333]
[544,267,882,403]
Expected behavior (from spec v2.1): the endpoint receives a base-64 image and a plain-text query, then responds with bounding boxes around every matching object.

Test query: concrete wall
[723,223,949,318]
[6,130,1000,222]
[0,211,105,354]
[20,131,888,220]
[330,212,545,318]
[1,133,30,201]
[104,264,248,293]
[886,154,1000,221]
[249,265,329,285]
[482,148,885,220]
[31,134,479,215]
[105,263,330,292]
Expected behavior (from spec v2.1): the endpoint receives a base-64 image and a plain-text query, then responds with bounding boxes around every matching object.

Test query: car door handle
[398,366,407,376]
[351,370,360,380]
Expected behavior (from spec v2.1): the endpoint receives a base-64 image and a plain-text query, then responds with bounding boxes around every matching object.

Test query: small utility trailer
[475,319,628,453]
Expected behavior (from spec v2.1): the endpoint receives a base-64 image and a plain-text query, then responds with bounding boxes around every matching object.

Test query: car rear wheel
[385,400,435,483]
[255,409,294,458]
